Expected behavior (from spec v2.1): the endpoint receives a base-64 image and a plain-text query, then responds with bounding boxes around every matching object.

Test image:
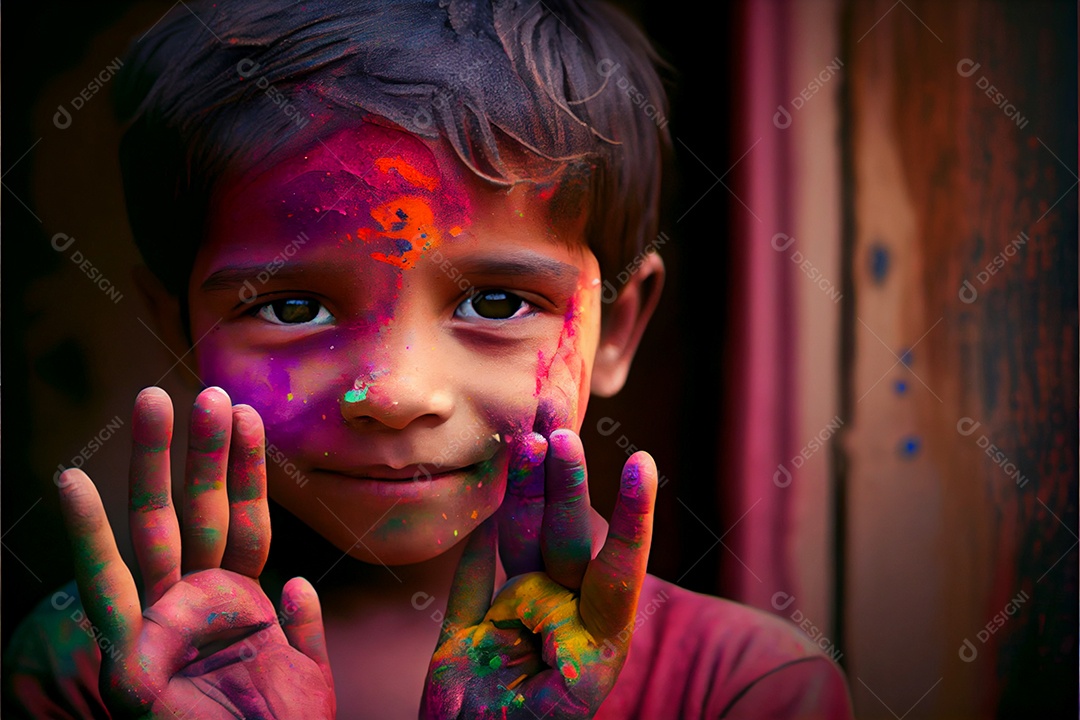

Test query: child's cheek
[532,284,601,435]
[198,348,305,423]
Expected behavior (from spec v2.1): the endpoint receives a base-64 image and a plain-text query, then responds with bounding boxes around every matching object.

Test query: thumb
[281,577,334,694]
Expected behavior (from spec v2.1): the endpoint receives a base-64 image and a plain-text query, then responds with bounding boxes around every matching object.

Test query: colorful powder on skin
[374,156,439,191]
[71,539,128,638]
[344,378,369,403]
[228,447,266,502]
[344,153,454,269]
[202,429,228,453]
[187,526,223,547]
[185,474,225,497]
[383,516,408,532]
[344,387,368,403]
[462,640,504,679]
[474,458,498,484]
[358,195,441,268]
[533,299,581,396]
[130,488,170,512]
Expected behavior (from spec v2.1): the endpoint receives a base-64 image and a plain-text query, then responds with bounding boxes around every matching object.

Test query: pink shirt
[4,576,854,718]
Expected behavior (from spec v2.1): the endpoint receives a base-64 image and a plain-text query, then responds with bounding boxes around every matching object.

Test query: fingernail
[548,429,573,454]
[233,405,260,436]
[199,386,230,405]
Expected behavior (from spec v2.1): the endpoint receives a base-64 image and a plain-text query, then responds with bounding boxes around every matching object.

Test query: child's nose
[338,354,453,431]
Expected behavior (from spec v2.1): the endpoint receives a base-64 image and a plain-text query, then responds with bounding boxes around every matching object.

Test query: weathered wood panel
[843,1,1076,717]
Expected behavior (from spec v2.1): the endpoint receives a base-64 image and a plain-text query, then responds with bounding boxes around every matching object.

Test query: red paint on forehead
[268,124,471,269]
[227,122,467,222]
[354,194,441,270]
[373,156,439,191]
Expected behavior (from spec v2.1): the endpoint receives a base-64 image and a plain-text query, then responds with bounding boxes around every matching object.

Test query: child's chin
[339,532,470,566]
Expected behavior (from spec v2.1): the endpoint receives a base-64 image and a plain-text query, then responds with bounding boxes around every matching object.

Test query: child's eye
[455,291,534,320]
[255,298,334,325]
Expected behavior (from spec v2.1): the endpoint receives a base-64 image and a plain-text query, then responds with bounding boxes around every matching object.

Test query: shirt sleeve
[2,582,110,719]
[718,656,856,720]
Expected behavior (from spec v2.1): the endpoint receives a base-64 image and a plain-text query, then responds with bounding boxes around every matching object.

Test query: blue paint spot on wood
[898,435,921,458]
[869,242,890,284]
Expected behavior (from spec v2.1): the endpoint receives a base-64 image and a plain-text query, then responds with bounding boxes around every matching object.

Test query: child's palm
[56,387,334,719]
[422,430,657,718]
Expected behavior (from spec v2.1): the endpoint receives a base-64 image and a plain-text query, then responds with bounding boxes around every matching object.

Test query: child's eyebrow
[199,263,336,292]
[198,255,582,294]
[450,254,579,281]
[450,253,582,294]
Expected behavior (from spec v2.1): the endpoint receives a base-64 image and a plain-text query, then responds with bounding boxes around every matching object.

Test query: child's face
[187,123,603,564]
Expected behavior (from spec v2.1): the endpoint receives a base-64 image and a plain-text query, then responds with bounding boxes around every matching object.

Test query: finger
[441,515,497,646]
[580,451,658,640]
[57,468,141,655]
[482,573,606,711]
[281,577,335,694]
[182,387,233,573]
[483,573,575,634]
[497,432,547,578]
[541,429,592,590]
[128,387,181,606]
[221,405,270,577]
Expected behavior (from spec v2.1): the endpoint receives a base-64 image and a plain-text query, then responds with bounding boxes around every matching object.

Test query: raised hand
[421,429,657,718]
[56,387,335,719]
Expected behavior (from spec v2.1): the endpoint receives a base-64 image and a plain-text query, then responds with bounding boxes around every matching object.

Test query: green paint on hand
[202,429,228,452]
[130,489,170,512]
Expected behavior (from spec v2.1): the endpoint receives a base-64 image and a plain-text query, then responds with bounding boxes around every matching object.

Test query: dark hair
[114,0,673,299]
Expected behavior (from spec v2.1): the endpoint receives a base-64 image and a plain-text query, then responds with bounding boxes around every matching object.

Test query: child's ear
[133,265,202,391]
[590,252,665,397]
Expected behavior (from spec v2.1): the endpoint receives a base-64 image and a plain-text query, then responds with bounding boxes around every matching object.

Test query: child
[5,0,855,717]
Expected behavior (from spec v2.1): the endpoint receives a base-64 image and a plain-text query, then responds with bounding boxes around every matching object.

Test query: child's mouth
[325,463,479,482]
[310,462,488,500]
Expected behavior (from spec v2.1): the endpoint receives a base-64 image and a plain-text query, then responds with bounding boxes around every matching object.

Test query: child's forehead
[226,121,455,202]
[201,119,594,275]
[213,119,591,242]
